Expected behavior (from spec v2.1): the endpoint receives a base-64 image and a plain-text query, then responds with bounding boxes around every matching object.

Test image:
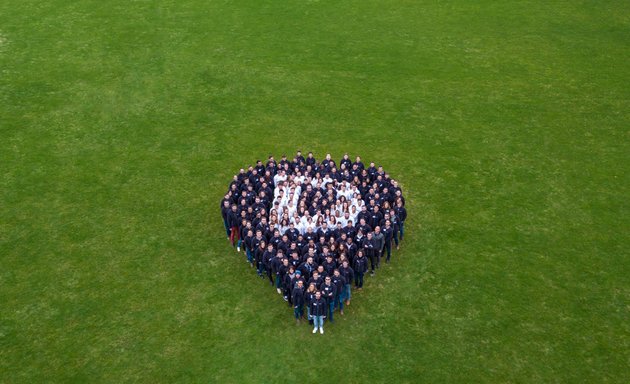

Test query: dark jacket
[292,286,305,306]
[382,226,394,243]
[309,297,327,316]
[304,290,317,307]
[353,256,368,274]
[321,283,337,303]
[227,210,240,228]
[362,237,376,257]
[331,275,346,291]
[339,265,354,284]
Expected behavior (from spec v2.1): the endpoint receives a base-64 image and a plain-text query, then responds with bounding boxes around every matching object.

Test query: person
[292,280,305,324]
[227,204,240,248]
[389,208,401,250]
[221,199,231,239]
[254,241,267,278]
[338,260,354,305]
[331,269,347,315]
[243,229,255,266]
[353,250,368,290]
[282,266,296,303]
[362,232,377,275]
[395,200,407,241]
[382,220,394,262]
[304,283,318,325]
[262,243,276,286]
[321,276,337,323]
[272,250,286,294]
[372,226,384,269]
[309,291,326,334]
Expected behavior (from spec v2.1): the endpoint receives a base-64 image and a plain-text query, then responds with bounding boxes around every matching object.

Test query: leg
[223,219,230,238]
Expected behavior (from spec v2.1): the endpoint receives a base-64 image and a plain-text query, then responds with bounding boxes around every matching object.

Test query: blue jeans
[393,229,399,246]
[399,221,405,240]
[246,248,253,263]
[384,241,392,261]
[344,284,351,301]
[257,262,265,277]
[355,272,364,288]
[313,315,324,329]
[336,294,345,311]
[294,304,303,319]
[328,300,335,322]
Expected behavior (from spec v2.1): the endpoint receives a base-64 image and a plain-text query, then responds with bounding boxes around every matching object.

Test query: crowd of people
[220,151,407,334]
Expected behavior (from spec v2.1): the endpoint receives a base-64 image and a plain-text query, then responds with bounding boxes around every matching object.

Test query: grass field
[1,0,629,382]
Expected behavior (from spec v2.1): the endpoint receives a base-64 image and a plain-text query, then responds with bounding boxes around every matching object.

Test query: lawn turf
[1,0,629,382]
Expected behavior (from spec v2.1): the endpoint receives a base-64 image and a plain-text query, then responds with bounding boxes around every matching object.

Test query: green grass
[1,0,629,382]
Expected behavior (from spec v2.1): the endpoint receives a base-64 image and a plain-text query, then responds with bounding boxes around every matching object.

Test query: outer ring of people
[221,151,407,335]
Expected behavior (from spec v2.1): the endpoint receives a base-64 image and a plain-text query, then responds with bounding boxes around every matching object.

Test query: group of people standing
[221,151,407,334]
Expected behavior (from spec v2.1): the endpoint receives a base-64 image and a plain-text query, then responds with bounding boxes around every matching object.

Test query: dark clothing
[309,297,327,316]
[353,256,368,274]
[362,237,376,258]
[331,275,346,293]
[321,283,337,304]
[339,265,355,285]
[292,286,305,306]
[298,261,317,280]
[353,256,368,287]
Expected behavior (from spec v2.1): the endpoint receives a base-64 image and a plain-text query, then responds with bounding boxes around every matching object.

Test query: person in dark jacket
[395,200,407,241]
[362,232,377,275]
[382,220,394,262]
[254,241,267,278]
[320,276,337,323]
[289,270,305,303]
[262,243,276,286]
[309,291,327,334]
[389,208,401,250]
[353,250,368,290]
[338,260,354,306]
[282,266,296,303]
[331,269,347,315]
[221,199,231,239]
[243,229,255,266]
[272,250,286,294]
[227,205,240,248]
[322,255,336,276]
[292,280,306,324]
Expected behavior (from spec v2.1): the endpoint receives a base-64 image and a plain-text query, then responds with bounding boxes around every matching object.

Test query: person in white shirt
[273,169,287,186]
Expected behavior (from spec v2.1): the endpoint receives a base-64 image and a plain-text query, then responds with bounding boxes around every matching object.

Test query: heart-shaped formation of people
[221,151,407,334]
